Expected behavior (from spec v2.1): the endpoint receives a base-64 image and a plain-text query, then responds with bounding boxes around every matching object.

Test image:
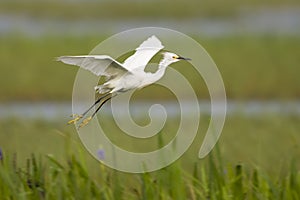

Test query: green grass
[0,35,103,101]
[1,0,299,20]
[0,35,299,101]
[200,35,300,99]
[0,114,299,199]
[1,115,299,173]
[1,1,299,199]
[0,143,300,199]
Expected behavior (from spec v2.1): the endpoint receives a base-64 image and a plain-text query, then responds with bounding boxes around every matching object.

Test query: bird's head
[161,52,191,65]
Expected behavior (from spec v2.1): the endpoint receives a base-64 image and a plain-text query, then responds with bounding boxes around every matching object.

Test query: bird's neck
[152,59,169,81]
[143,58,170,87]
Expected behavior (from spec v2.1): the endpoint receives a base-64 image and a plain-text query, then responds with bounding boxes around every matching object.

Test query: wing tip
[55,56,75,64]
[136,35,164,50]
[55,56,63,62]
[56,56,70,62]
[149,35,159,40]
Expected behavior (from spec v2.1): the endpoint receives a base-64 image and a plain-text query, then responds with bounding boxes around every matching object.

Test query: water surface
[1,7,300,36]
[1,101,299,120]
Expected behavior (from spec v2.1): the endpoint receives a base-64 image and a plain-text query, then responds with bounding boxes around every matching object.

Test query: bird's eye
[172,56,177,59]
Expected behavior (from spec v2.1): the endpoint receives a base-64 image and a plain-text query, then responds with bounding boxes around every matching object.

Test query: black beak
[178,56,191,61]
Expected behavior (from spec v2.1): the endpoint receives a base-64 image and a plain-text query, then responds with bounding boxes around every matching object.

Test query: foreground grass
[0,35,299,101]
[0,149,300,199]
[0,114,299,198]
[0,115,299,173]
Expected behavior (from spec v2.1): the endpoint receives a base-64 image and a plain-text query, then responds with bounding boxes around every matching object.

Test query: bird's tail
[94,85,110,94]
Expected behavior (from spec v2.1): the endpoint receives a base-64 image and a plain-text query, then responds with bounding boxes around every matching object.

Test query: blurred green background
[0,0,300,179]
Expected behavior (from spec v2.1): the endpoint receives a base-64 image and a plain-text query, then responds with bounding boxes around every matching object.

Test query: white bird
[57,35,190,128]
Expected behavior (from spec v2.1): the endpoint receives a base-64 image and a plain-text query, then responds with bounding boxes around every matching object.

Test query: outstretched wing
[57,55,129,77]
[123,35,164,71]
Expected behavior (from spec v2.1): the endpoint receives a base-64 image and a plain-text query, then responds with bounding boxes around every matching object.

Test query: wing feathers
[57,55,129,77]
[57,35,164,75]
[135,35,164,51]
[123,35,164,71]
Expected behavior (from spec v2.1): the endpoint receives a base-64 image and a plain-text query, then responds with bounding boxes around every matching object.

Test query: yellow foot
[70,114,83,118]
[78,116,92,128]
[67,114,83,125]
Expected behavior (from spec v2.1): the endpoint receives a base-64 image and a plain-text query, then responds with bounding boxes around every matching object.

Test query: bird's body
[57,35,190,127]
[95,59,169,94]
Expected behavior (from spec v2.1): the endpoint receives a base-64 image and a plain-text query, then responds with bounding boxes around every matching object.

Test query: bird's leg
[78,94,114,128]
[68,93,110,125]
[92,96,113,118]
[81,93,111,116]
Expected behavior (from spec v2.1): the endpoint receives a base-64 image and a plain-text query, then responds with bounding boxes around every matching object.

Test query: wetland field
[1,0,300,199]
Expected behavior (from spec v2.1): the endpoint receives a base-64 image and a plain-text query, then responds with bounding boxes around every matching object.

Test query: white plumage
[57,35,190,127]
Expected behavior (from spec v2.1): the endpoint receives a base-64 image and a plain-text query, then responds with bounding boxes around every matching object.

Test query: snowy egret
[57,35,191,128]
